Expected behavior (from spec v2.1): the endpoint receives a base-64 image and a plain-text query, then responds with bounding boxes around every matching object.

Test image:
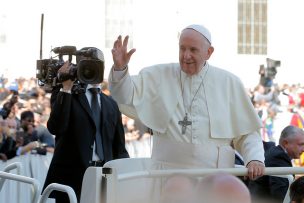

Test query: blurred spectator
[34,113,55,151]
[0,93,19,120]
[253,84,274,104]
[249,125,304,203]
[160,175,197,203]
[289,176,304,203]
[2,110,48,159]
[299,90,304,108]
[101,80,110,96]
[0,109,19,161]
[18,110,39,144]
[263,107,277,142]
[123,116,152,158]
[8,81,19,94]
[161,173,252,203]
[196,173,251,203]
[290,107,304,129]
[0,116,9,160]
[5,96,21,130]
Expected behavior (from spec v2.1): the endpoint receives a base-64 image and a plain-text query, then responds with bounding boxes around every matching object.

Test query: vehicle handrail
[0,171,40,203]
[107,167,299,203]
[115,167,304,181]
[39,183,77,203]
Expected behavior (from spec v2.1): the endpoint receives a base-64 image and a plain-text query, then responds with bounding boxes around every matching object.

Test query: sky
[1,0,304,88]
[0,0,106,80]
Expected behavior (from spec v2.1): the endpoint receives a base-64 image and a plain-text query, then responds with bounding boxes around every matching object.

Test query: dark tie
[89,88,104,161]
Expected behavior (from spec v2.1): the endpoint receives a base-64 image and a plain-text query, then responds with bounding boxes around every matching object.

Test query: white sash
[151,136,235,169]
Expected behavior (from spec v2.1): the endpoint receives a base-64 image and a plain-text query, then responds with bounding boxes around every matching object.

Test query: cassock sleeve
[232,131,265,165]
[108,67,139,120]
[108,67,134,106]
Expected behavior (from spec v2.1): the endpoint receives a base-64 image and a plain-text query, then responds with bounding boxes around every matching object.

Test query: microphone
[52,46,77,55]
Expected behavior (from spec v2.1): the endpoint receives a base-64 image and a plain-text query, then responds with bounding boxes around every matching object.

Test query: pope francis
[108,24,265,181]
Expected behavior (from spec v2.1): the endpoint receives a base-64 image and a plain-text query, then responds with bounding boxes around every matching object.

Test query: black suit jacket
[248,145,292,203]
[43,87,129,200]
[263,140,276,152]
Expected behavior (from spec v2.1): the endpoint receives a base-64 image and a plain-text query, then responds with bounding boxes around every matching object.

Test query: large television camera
[259,58,281,88]
[36,46,104,93]
[265,58,281,80]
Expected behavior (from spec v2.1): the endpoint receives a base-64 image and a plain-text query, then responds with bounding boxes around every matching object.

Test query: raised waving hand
[112,35,136,70]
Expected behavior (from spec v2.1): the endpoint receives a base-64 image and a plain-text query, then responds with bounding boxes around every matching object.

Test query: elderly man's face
[179,29,214,75]
[285,133,304,159]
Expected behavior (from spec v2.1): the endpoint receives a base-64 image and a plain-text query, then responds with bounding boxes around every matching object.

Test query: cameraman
[42,47,129,203]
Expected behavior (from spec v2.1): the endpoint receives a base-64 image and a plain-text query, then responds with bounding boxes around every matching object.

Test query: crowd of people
[249,81,304,169]
[0,78,55,161]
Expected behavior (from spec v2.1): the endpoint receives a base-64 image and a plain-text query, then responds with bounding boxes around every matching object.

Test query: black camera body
[265,58,281,80]
[36,46,104,93]
[259,58,281,88]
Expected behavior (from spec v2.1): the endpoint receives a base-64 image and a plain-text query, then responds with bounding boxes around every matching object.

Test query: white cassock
[108,62,264,202]
[109,62,264,168]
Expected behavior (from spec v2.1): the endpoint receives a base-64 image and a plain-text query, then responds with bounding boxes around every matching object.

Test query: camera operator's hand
[112,35,136,70]
[58,61,74,91]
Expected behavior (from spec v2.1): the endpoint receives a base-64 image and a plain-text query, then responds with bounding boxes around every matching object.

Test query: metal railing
[0,162,24,203]
[39,183,77,203]
[0,162,23,190]
[115,167,303,181]
[0,171,40,203]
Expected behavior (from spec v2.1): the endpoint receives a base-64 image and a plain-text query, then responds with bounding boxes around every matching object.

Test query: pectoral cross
[178,113,192,135]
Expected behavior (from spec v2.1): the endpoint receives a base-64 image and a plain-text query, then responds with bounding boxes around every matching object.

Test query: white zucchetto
[183,24,212,44]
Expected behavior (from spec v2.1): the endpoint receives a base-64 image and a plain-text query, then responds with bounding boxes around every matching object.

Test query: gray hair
[279,125,304,144]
